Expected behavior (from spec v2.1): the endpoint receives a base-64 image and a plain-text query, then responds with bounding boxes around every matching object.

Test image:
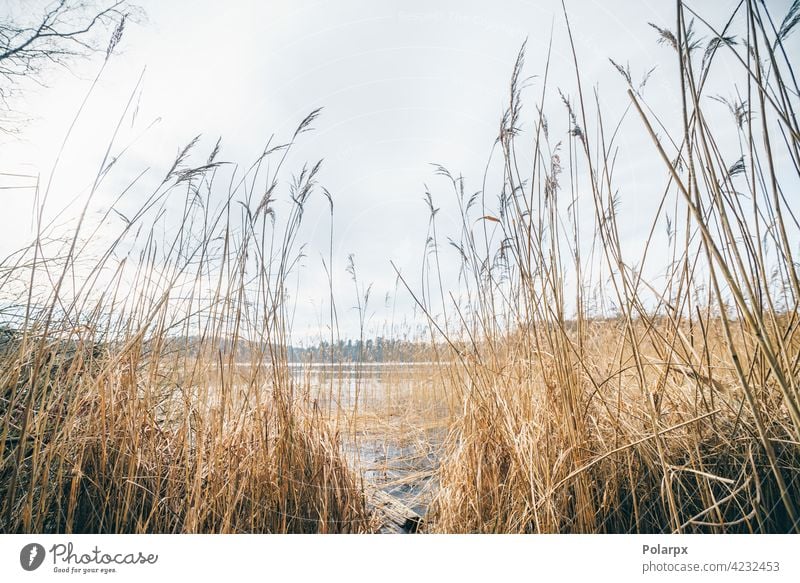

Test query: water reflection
[291,362,446,520]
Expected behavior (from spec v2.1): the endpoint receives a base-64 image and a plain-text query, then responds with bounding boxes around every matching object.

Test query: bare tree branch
[0,0,137,129]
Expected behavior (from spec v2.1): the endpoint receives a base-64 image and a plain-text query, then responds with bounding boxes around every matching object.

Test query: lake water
[290,362,448,520]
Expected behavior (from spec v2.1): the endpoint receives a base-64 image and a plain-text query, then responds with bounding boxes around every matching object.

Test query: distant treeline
[162,334,440,363]
[0,325,438,364]
[180,335,437,363]
[286,338,432,363]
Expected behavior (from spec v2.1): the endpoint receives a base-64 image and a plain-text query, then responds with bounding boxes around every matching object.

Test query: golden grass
[410,0,800,533]
[2,0,800,534]
[427,321,800,533]
[0,108,371,533]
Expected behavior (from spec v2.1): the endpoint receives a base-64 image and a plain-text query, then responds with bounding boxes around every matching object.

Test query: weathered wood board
[365,483,424,533]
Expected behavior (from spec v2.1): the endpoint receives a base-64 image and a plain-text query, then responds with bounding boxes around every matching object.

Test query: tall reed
[3,0,799,536]
[418,0,800,533]
[0,106,370,533]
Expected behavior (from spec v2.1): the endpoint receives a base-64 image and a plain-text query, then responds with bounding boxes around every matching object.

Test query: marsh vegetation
[1,0,800,533]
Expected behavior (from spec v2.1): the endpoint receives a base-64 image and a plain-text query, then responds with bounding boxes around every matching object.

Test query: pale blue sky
[1,0,794,341]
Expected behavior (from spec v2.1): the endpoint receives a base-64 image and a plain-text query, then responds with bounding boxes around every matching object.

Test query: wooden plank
[365,483,424,533]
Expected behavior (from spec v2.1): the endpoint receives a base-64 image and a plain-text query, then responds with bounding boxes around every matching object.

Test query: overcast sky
[2,0,795,342]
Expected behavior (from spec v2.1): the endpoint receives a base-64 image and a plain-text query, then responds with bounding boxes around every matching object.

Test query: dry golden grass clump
[1,344,367,533]
[0,110,371,533]
[413,0,800,533]
[428,323,800,533]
